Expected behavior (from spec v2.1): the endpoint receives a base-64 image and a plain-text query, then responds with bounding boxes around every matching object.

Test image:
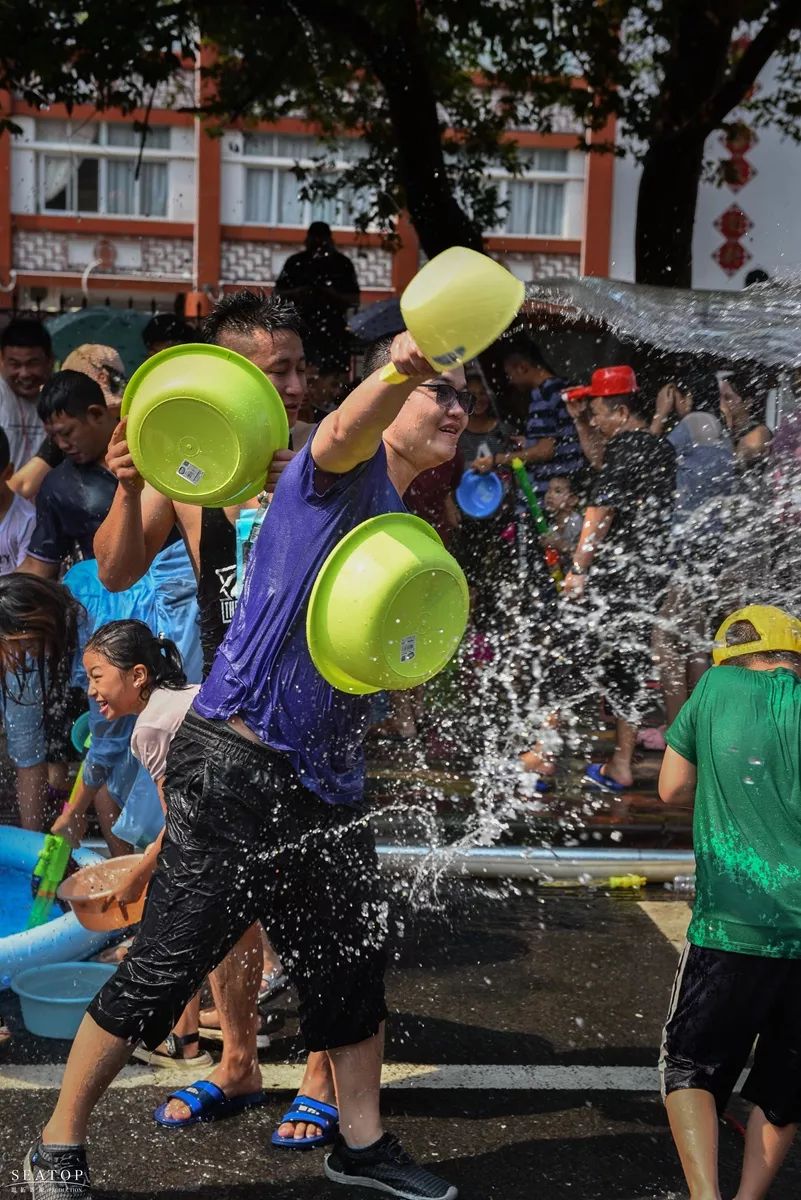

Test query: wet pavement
[2,883,799,1199]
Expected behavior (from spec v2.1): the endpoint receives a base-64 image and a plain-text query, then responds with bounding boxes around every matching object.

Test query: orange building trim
[14,272,190,293]
[14,214,194,239]
[0,91,13,310]
[11,100,194,128]
[581,116,616,277]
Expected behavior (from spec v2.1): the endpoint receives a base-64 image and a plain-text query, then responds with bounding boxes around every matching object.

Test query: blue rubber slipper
[583,763,628,793]
[270,1094,339,1150]
[154,1080,269,1128]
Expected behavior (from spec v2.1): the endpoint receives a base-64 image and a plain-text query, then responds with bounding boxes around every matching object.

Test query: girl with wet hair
[73,618,216,1070]
[0,574,84,830]
[83,619,187,711]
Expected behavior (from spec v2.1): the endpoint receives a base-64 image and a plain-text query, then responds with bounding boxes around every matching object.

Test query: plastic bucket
[121,344,289,507]
[455,470,504,519]
[57,855,146,932]
[70,711,91,755]
[306,513,469,694]
[381,247,525,382]
[11,962,116,1039]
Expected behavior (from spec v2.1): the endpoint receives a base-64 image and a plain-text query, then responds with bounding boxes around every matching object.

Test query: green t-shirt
[666,665,801,958]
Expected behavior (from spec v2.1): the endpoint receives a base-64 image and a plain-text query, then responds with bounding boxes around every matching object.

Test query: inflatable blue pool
[0,826,110,989]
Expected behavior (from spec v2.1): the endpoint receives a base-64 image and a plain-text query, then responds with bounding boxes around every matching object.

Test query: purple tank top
[194,439,404,804]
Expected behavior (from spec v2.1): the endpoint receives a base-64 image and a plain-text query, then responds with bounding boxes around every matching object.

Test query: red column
[392,212,420,293]
[190,47,221,316]
[581,115,616,278]
[0,92,14,309]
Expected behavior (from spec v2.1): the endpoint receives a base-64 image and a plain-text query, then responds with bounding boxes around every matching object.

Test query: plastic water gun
[28,713,91,929]
[510,458,564,590]
[540,874,647,890]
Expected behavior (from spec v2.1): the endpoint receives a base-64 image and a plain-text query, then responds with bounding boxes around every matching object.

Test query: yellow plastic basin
[306,513,469,694]
[121,344,289,507]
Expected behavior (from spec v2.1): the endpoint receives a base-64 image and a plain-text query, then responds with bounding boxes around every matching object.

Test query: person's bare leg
[605,718,638,788]
[48,761,70,792]
[520,711,561,777]
[260,925,283,976]
[328,1024,384,1149]
[41,1015,133,1145]
[92,786,133,858]
[16,762,49,831]
[733,1106,798,1200]
[147,993,204,1061]
[665,1088,722,1200]
[162,922,262,1121]
[276,1051,335,1141]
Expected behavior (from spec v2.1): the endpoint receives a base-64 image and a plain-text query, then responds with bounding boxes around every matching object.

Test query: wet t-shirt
[195,439,404,805]
[27,459,119,564]
[667,665,801,958]
[589,429,675,594]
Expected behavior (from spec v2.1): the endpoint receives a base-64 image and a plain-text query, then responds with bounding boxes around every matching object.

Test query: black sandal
[131,1031,214,1069]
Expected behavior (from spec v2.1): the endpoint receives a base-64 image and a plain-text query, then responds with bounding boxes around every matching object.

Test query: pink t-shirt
[130,685,200,782]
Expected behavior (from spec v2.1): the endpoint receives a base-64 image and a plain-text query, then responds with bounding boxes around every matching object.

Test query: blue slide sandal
[583,763,628,793]
[154,1080,269,1128]
[270,1094,340,1150]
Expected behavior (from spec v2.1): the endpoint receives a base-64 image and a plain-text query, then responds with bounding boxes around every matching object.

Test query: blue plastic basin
[11,962,115,1039]
[455,470,504,519]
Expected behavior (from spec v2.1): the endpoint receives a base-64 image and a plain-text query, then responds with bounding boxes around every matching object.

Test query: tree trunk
[335,2,484,260]
[634,135,706,288]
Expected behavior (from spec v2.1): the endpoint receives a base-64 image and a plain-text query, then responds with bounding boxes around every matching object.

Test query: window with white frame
[494,149,571,237]
[242,133,368,228]
[236,134,578,237]
[32,119,171,218]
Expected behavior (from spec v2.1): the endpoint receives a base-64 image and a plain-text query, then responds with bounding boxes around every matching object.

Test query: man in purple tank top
[28,332,471,1200]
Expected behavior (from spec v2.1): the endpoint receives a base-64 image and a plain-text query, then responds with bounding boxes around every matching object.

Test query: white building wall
[609,65,801,289]
[9,117,37,214]
[169,127,197,222]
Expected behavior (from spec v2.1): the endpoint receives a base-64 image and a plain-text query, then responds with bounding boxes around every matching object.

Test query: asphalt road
[1,883,799,1199]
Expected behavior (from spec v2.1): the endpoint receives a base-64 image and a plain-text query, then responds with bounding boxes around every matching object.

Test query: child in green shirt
[659,604,801,1200]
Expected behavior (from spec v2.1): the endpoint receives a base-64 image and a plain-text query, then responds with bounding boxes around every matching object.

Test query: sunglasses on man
[419,382,476,416]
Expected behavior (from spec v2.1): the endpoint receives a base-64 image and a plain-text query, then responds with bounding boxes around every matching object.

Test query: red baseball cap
[568,365,639,400]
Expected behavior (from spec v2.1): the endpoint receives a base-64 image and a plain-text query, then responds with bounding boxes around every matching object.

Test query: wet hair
[203,290,305,346]
[0,427,10,474]
[0,319,52,357]
[596,391,649,420]
[142,313,194,349]
[500,336,554,375]
[548,473,578,493]
[721,619,801,669]
[37,370,106,422]
[362,335,394,378]
[668,359,721,419]
[85,620,187,701]
[0,575,84,705]
[725,366,772,416]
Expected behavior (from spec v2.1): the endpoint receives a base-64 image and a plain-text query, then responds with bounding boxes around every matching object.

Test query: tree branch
[700,0,801,134]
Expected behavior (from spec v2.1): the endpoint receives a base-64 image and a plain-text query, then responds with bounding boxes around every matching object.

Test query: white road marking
[638,901,691,954]
[0,1062,661,1092]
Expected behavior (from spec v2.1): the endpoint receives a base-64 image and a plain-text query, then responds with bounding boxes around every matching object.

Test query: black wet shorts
[659,942,801,1126]
[88,712,388,1053]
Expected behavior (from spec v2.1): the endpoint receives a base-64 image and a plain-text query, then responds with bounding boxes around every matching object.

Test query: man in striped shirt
[496,339,584,496]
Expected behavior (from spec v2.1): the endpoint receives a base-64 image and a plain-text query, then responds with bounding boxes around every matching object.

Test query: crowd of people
[0,243,798,1200]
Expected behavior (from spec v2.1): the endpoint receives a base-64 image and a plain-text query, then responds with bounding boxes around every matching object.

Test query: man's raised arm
[93,420,176,592]
[312,332,432,475]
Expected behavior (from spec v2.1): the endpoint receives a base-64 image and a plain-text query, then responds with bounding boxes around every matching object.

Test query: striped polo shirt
[525,376,584,495]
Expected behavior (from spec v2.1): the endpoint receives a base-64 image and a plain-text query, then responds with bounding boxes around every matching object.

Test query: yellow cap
[712,604,801,665]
